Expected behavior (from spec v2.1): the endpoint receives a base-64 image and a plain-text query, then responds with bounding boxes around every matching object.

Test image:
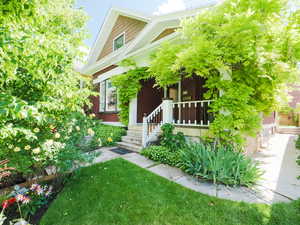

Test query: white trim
[102,122,125,127]
[93,67,128,84]
[113,32,126,51]
[86,7,151,66]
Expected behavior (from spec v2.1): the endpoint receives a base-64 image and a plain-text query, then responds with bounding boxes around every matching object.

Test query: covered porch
[127,75,214,147]
[129,75,214,127]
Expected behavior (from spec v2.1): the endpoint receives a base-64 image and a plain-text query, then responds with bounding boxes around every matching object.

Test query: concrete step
[126,130,143,137]
[117,142,143,152]
[122,136,142,145]
[128,126,143,132]
[277,127,300,134]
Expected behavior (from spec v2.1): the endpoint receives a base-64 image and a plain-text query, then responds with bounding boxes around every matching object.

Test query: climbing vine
[148,0,300,148]
[111,60,150,125]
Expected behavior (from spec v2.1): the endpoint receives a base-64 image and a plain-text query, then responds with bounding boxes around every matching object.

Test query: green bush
[295,136,300,150]
[160,124,186,151]
[180,143,262,187]
[141,146,181,167]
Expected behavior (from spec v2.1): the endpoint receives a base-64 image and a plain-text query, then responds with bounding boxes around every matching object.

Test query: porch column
[128,97,137,126]
[162,99,173,124]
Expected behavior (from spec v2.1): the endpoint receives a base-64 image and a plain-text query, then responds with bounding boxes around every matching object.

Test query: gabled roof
[81,3,216,76]
[86,7,152,66]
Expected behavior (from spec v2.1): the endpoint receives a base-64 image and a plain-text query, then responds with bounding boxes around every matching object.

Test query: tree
[149,0,300,148]
[0,0,94,173]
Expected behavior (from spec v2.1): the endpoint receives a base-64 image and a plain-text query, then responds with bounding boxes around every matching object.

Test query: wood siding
[98,15,147,60]
[152,28,177,43]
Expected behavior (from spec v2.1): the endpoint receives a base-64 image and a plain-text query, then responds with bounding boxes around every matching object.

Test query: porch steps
[117,125,143,152]
[277,127,300,135]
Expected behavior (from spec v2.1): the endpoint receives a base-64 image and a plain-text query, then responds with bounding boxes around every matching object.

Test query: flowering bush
[0,0,97,176]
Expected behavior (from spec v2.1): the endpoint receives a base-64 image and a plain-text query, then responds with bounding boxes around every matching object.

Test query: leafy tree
[148,0,300,148]
[0,0,94,173]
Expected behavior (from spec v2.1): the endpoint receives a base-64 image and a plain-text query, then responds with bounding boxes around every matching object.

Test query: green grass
[41,158,300,225]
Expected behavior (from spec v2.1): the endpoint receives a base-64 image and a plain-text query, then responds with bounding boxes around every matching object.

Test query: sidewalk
[90,147,294,205]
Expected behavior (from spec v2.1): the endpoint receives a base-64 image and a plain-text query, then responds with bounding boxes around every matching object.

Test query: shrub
[160,124,186,151]
[296,136,300,150]
[141,146,181,167]
[180,143,262,187]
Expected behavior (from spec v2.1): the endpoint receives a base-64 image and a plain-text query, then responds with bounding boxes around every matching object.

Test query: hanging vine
[111,59,150,125]
[112,0,300,149]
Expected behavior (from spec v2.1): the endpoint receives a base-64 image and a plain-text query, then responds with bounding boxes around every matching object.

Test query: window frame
[99,79,118,113]
[113,32,125,51]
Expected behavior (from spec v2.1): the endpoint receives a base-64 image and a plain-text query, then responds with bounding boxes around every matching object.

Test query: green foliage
[295,135,300,150]
[180,143,262,186]
[148,0,300,148]
[111,60,150,124]
[41,159,300,225]
[160,123,187,151]
[141,146,181,167]
[0,0,95,174]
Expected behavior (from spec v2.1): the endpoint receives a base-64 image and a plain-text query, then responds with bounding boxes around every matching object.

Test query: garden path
[89,141,298,205]
[252,133,300,201]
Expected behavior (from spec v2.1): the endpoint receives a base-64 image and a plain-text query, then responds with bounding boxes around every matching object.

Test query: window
[113,33,125,51]
[99,79,118,112]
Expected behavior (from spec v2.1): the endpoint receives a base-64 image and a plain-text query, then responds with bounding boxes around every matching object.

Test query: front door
[137,79,163,123]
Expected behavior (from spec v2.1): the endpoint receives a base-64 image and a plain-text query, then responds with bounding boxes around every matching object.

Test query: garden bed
[1,174,70,225]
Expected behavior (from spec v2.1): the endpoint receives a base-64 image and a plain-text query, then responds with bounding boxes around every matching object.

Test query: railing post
[142,114,148,147]
[162,98,173,124]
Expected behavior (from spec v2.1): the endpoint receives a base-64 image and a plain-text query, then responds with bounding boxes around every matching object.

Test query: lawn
[41,158,300,225]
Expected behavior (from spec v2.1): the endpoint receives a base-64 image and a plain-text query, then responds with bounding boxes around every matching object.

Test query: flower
[24,145,31,150]
[36,186,44,195]
[49,124,55,129]
[2,198,16,209]
[8,145,13,149]
[75,126,80,131]
[22,196,30,204]
[54,133,60,139]
[89,113,95,118]
[107,137,113,143]
[16,194,25,202]
[13,147,21,152]
[33,128,40,133]
[87,128,95,136]
[30,183,40,191]
[32,147,41,154]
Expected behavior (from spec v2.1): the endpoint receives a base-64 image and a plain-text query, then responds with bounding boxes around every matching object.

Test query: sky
[75,0,217,48]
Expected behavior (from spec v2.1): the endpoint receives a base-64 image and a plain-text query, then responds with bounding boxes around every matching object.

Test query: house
[278,86,300,127]
[80,6,277,154]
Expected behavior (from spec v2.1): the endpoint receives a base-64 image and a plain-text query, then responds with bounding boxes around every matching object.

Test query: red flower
[2,198,16,209]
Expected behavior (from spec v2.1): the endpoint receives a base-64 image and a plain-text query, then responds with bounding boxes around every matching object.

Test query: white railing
[142,99,213,147]
[142,103,163,147]
[172,100,213,127]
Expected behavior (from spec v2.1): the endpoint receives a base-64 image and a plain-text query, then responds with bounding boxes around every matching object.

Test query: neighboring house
[80,6,276,154]
[279,86,300,127]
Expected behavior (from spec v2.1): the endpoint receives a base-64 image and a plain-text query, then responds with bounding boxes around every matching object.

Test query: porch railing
[142,103,163,147]
[172,100,214,127]
[142,99,213,147]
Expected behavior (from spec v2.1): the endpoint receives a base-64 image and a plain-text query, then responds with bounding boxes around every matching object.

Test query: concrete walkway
[252,133,300,201]
[90,143,299,205]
